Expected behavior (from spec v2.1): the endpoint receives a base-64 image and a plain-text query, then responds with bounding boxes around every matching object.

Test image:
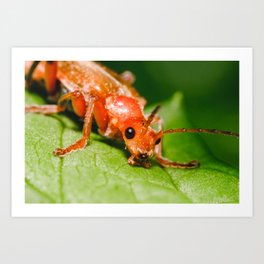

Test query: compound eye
[125,127,135,139]
[155,138,161,145]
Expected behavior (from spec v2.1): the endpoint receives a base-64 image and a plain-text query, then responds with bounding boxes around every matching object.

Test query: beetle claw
[53,148,65,157]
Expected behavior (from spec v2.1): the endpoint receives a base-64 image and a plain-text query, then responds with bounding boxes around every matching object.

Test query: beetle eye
[125,127,135,139]
[155,138,161,145]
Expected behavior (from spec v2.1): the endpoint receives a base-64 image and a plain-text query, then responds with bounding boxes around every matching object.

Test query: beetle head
[120,106,162,165]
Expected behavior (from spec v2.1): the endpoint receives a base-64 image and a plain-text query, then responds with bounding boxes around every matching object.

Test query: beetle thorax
[105,95,144,123]
[105,96,160,160]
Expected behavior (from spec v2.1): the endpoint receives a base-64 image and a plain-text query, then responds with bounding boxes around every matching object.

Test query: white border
[11,48,252,217]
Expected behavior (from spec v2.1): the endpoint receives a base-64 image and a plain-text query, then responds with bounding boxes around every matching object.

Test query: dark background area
[103,61,239,167]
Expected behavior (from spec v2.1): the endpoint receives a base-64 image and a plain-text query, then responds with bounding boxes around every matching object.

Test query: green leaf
[25,91,239,203]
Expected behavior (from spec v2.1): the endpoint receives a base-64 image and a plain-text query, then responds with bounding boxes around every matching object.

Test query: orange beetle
[25,61,239,168]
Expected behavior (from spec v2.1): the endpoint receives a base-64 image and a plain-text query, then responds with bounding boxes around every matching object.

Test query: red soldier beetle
[25,61,239,169]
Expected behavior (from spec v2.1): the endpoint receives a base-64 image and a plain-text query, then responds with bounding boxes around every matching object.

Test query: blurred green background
[103,61,239,167]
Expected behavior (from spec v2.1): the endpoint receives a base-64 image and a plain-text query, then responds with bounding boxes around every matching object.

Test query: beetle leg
[93,100,109,133]
[121,71,135,85]
[128,155,137,166]
[26,61,58,95]
[25,89,86,116]
[154,116,199,169]
[53,95,95,157]
[25,61,40,86]
[58,90,86,117]
[25,90,71,115]
[155,155,199,169]
[25,104,65,114]
[44,61,58,95]
[128,155,151,168]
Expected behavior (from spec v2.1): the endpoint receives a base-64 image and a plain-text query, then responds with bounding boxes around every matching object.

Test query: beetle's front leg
[154,116,199,169]
[128,155,152,168]
[53,95,95,157]
[155,155,199,169]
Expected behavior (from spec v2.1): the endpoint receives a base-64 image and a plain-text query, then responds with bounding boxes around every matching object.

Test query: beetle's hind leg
[154,116,199,169]
[25,104,65,114]
[25,61,62,114]
[26,61,58,95]
[25,90,71,115]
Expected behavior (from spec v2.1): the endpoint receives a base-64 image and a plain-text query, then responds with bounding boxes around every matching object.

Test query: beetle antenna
[163,128,239,138]
[145,105,161,128]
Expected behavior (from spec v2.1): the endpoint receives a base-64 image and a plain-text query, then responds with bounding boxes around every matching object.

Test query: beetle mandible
[25,61,239,169]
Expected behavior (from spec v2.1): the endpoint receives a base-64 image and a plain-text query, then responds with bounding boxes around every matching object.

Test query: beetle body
[25,61,238,168]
